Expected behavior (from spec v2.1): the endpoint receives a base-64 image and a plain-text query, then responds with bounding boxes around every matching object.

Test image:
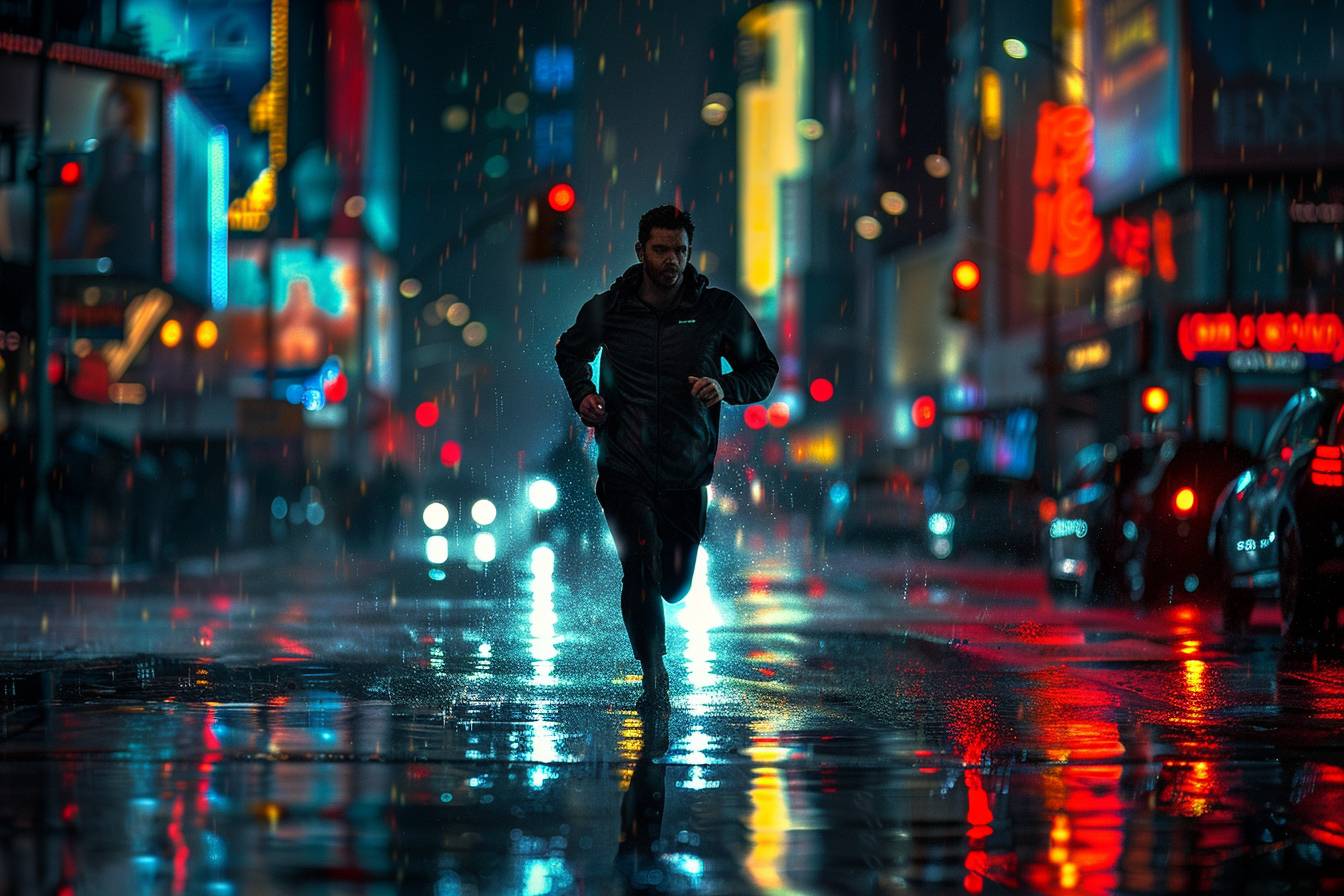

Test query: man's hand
[688,376,724,408]
[579,393,608,426]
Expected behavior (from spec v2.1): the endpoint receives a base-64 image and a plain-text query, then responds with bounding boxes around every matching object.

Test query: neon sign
[1028,102,1102,276]
[1178,312,1344,362]
[1109,209,1177,281]
[1065,338,1112,374]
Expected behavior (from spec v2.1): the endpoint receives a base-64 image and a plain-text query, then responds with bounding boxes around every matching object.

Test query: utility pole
[30,0,57,560]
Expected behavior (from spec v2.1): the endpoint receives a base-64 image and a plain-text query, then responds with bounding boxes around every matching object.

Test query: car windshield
[1115,441,1172,490]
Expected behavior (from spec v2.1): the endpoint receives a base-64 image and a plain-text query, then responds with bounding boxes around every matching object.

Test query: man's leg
[595,478,667,678]
[656,485,709,604]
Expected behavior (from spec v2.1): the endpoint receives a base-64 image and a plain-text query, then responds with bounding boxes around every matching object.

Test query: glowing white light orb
[530,545,556,578]
[471,499,497,526]
[474,532,497,562]
[422,502,450,531]
[426,535,449,565]
[528,479,559,511]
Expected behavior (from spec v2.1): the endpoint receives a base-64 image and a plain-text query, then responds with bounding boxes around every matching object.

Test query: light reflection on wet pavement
[2,533,1343,893]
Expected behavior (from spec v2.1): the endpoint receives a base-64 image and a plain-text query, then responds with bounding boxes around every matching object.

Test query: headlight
[471,499,497,526]
[528,479,559,511]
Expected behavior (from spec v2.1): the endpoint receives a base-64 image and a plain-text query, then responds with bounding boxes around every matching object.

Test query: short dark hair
[638,205,694,246]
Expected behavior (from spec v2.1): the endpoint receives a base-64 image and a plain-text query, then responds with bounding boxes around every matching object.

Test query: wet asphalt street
[2,521,1343,895]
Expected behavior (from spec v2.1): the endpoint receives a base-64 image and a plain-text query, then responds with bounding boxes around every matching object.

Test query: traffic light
[911,395,937,429]
[1141,386,1169,414]
[45,156,84,187]
[949,259,982,324]
[522,184,579,262]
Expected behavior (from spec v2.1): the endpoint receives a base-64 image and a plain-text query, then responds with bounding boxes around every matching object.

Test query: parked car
[835,464,927,543]
[1048,435,1251,603]
[926,471,1046,561]
[1210,384,1344,637]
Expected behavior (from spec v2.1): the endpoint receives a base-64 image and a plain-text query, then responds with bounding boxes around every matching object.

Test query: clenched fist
[688,376,724,408]
[579,393,608,426]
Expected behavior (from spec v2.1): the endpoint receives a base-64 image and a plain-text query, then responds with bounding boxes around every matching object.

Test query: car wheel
[1278,514,1326,641]
[1216,530,1254,635]
[1222,587,1254,636]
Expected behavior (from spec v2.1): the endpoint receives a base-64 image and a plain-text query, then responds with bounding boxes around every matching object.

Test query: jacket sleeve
[718,295,779,405]
[555,295,604,412]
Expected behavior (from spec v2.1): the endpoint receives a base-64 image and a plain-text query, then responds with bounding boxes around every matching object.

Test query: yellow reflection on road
[745,761,792,893]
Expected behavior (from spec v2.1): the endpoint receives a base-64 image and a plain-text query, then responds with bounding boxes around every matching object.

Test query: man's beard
[647,260,682,288]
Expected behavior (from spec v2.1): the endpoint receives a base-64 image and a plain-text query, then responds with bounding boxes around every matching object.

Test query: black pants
[595,475,708,667]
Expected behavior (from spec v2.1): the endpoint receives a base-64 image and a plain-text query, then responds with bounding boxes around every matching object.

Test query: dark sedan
[926,472,1046,561]
[1210,384,1344,638]
[1048,435,1251,604]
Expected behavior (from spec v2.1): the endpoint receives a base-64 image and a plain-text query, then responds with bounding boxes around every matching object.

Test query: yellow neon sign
[229,0,289,232]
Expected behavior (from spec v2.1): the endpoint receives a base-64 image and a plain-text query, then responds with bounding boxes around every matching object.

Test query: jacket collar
[612,262,708,311]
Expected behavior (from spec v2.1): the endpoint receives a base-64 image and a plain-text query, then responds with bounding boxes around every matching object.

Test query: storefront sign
[1061,324,1143,389]
[1087,0,1184,208]
[1178,312,1344,362]
[1066,338,1112,374]
[1028,102,1102,277]
[1289,201,1344,224]
[1228,350,1306,373]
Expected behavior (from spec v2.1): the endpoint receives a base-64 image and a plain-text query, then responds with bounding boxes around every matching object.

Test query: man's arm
[555,296,604,411]
[718,296,779,405]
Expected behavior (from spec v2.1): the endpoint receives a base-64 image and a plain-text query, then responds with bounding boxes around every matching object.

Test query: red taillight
[1173,486,1197,517]
[1311,444,1344,487]
[1038,497,1057,523]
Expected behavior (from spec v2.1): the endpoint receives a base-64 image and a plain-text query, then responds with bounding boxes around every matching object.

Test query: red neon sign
[1177,312,1344,361]
[1028,102,1102,277]
[1108,209,1177,282]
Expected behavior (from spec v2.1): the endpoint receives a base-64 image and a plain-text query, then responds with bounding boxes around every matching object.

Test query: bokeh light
[473,532,497,563]
[415,401,440,428]
[471,499,497,526]
[440,440,463,467]
[446,302,471,326]
[423,502,449,531]
[463,322,487,346]
[528,479,559,511]
[159,319,182,347]
[194,320,218,349]
[855,216,882,240]
[879,191,908,216]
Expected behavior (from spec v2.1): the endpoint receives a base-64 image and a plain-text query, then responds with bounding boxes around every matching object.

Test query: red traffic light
[59,161,82,186]
[415,401,440,428]
[809,378,834,403]
[439,440,463,467]
[911,395,937,429]
[1141,386,1169,414]
[547,183,576,213]
[1172,486,1197,517]
[951,260,980,291]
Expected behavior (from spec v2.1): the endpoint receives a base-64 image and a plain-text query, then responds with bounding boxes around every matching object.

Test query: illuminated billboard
[366,250,398,397]
[1188,2,1344,170]
[122,0,284,232]
[0,57,163,282]
[225,239,360,375]
[168,89,227,308]
[1085,0,1184,209]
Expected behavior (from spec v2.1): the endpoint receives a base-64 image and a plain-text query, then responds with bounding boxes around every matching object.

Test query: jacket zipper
[654,309,662,491]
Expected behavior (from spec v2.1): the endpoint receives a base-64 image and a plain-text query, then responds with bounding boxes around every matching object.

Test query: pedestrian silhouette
[555,205,778,713]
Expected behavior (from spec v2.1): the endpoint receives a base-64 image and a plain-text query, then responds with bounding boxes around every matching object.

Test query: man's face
[636,227,690,290]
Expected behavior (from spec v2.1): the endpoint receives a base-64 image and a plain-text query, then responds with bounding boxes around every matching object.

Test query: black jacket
[555,264,779,490]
